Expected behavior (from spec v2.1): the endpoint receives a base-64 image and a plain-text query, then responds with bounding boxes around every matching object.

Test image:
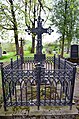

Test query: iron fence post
[20,55,23,69]
[64,58,66,69]
[70,63,77,110]
[11,58,14,95]
[58,55,60,69]
[35,63,41,110]
[17,56,19,69]
[53,54,56,70]
[11,58,13,69]
[0,63,7,111]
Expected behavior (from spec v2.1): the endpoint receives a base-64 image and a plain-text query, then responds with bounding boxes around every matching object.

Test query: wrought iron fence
[3,56,23,70]
[53,55,76,70]
[0,55,76,111]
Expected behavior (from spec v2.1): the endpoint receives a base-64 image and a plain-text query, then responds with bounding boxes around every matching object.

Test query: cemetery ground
[0,51,79,119]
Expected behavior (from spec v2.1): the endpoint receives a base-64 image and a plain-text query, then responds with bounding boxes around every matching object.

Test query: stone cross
[25,16,54,61]
[19,38,24,58]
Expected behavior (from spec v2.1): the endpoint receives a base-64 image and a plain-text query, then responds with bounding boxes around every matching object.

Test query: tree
[9,0,19,55]
[0,0,20,54]
[51,0,79,57]
[0,0,52,54]
[65,0,79,53]
[51,0,68,57]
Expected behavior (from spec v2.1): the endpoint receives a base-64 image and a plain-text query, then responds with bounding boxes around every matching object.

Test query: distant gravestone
[70,45,79,58]
[0,42,2,58]
[3,51,6,54]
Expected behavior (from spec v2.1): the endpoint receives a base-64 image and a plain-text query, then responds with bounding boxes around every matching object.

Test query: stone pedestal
[34,54,46,62]
[0,106,78,119]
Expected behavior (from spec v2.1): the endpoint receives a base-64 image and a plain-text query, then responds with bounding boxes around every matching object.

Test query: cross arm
[46,27,54,35]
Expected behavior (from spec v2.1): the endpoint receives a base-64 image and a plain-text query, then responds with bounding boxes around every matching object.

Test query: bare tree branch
[38,0,46,14]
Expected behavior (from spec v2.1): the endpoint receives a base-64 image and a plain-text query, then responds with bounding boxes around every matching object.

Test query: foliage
[0,52,16,62]
[0,0,25,54]
[0,0,52,54]
[51,0,79,57]
[44,41,60,54]
[27,46,32,53]
[2,43,16,52]
[0,51,34,62]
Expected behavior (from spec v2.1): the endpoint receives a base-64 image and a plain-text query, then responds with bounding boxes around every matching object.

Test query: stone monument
[67,44,79,64]
[0,42,2,58]
[70,44,79,58]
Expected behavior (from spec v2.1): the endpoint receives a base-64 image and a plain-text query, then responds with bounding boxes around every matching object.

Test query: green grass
[0,51,34,63]
[0,51,54,63]
[24,51,34,57]
[0,52,16,62]
[63,53,70,58]
[0,50,70,63]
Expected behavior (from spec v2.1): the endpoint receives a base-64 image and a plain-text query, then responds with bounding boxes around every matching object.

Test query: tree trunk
[31,5,36,53]
[67,40,71,54]
[66,7,73,54]
[61,0,67,58]
[9,0,19,55]
[14,29,19,55]
[61,34,65,58]
[31,34,35,53]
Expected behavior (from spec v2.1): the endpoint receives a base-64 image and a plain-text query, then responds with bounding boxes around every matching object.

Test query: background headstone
[70,45,79,58]
[3,51,7,54]
[0,42,2,58]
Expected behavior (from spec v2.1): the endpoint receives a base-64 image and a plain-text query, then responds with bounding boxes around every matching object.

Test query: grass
[0,51,34,63]
[24,51,34,57]
[0,51,54,63]
[0,50,70,63]
[63,53,70,58]
[0,52,16,62]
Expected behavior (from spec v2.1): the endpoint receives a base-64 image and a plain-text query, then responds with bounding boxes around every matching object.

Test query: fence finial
[11,58,13,69]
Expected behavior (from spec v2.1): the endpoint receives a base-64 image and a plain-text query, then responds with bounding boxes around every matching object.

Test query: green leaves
[51,0,79,56]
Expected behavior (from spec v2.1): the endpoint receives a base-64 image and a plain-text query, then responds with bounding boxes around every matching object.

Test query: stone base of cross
[25,16,54,62]
[34,54,46,62]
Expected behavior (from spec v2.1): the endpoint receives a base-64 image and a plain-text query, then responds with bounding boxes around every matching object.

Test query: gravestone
[0,42,2,58]
[67,44,79,64]
[19,38,24,58]
[70,45,79,58]
[3,51,6,54]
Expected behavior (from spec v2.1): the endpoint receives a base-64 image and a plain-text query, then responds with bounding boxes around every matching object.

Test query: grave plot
[0,16,77,111]
[1,55,76,111]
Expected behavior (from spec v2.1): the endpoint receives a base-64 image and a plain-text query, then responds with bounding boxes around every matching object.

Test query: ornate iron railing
[0,55,76,111]
[53,55,76,70]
